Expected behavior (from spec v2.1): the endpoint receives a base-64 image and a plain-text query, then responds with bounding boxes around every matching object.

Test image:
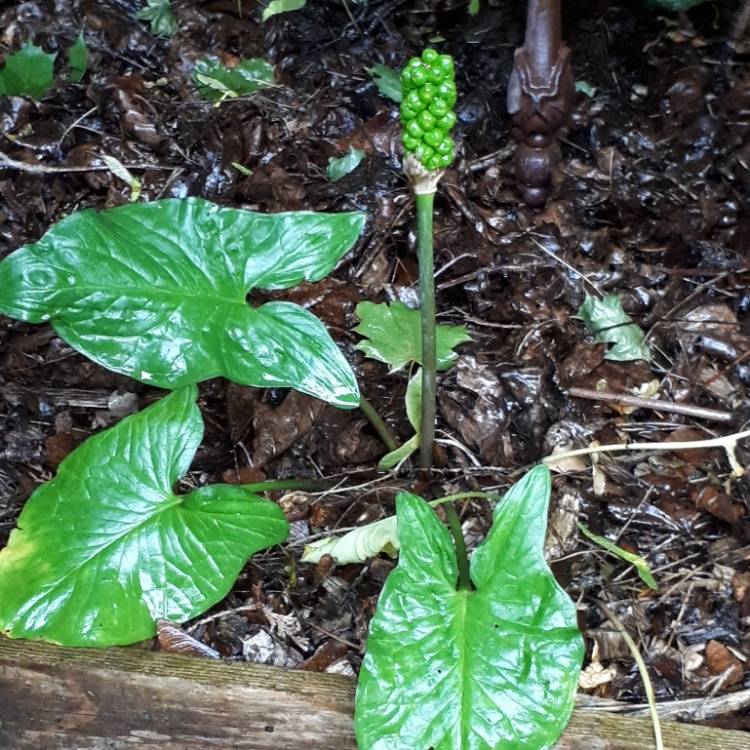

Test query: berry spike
[400,49,456,172]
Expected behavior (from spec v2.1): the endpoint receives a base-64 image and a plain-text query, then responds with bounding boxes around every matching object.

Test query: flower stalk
[416,190,436,469]
[400,49,457,470]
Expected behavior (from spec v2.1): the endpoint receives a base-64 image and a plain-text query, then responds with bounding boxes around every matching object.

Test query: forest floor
[0,0,748,732]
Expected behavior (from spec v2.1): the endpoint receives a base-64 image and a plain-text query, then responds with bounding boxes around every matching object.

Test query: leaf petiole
[444,502,471,591]
[241,478,331,494]
[359,394,400,453]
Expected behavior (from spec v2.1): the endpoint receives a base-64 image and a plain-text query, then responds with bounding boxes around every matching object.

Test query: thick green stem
[416,190,437,470]
[444,502,471,591]
[241,479,329,494]
[359,395,400,453]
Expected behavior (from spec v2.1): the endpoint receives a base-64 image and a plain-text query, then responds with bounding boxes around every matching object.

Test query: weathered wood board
[0,637,747,749]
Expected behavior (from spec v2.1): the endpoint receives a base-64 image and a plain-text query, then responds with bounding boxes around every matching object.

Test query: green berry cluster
[400,49,457,172]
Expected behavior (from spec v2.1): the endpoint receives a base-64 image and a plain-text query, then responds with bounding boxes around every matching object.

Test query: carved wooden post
[507,0,575,206]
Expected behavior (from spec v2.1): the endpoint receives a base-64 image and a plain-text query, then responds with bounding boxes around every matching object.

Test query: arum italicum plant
[400,48,457,472]
[400,49,472,585]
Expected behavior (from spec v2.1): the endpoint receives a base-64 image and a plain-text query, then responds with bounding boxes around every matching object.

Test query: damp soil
[1,0,749,731]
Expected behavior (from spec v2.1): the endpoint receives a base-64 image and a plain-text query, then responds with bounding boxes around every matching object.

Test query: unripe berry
[400,48,457,172]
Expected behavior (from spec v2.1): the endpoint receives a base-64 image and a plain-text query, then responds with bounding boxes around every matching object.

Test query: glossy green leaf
[368,63,402,103]
[0,387,289,647]
[578,293,651,362]
[194,57,274,101]
[0,43,56,100]
[578,523,658,589]
[355,301,471,372]
[67,32,88,83]
[378,368,421,469]
[302,515,398,565]
[355,466,584,750]
[0,197,363,407]
[327,146,365,182]
[137,0,177,36]
[262,0,307,22]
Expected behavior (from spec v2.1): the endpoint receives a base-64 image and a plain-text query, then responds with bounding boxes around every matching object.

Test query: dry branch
[1,637,748,749]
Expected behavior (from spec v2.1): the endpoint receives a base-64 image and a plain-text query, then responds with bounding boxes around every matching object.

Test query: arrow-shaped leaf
[0,43,56,99]
[578,293,651,362]
[193,57,274,101]
[0,197,364,407]
[355,301,471,372]
[67,31,88,83]
[355,466,584,750]
[368,63,402,103]
[327,146,365,182]
[0,386,289,647]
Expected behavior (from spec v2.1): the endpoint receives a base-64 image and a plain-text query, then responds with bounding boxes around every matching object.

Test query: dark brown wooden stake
[508,0,575,206]
[1,637,748,749]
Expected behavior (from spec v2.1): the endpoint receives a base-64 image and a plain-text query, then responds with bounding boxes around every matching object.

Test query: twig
[0,152,173,174]
[339,0,363,34]
[567,386,733,424]
[527,234,604,297]
[242,479,332,494]
[467,143,515,172]
[437,262,555,291]
[544,429,750,477]
[597,603,664,750]
[575,688,750,720]
[644,271,730,343]
[58,106,98,145]
[186,604,257,632]
[307,622,362,652]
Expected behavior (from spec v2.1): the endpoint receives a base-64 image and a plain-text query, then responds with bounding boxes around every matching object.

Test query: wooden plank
[0,637,747,750]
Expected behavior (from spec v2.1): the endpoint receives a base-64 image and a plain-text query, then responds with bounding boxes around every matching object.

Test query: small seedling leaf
[100,155,142,202]
[137,0,177,36]
[0,197,364,407]
[355,301,471,372]
[262,0,307,21]
[194,57,274,101]
[67,32,88,83]
[327,146,365,182]
[302,515,399,565]
[575,80,597,97]
[0,43,56,100]
[578,523,658,589]
[378,369,421,469]
[578,293,651,362]
[368,63,402,103]
[355,466,584,749]
[0,387,289,647]
[231,161,253,176]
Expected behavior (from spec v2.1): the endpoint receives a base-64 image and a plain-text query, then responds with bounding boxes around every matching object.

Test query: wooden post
[507,0,575,206]
[0,637,748,749]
